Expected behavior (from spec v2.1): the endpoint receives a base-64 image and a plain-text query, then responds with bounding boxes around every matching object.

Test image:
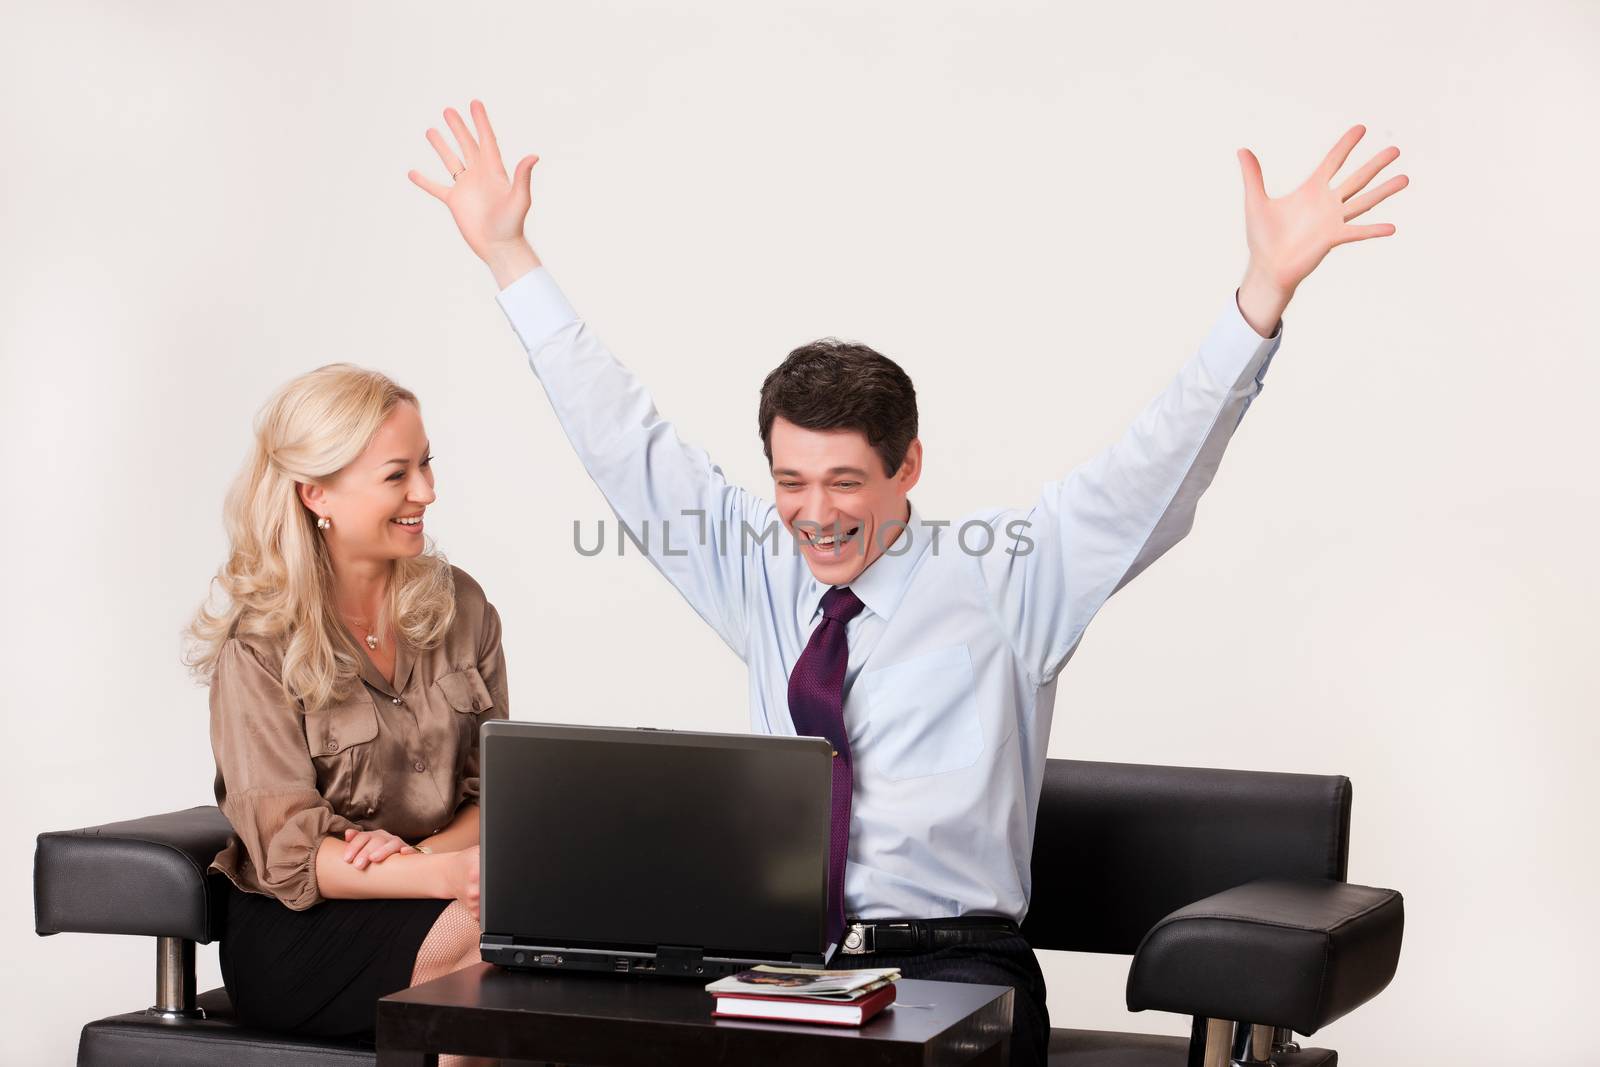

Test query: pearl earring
[316,516,332,530]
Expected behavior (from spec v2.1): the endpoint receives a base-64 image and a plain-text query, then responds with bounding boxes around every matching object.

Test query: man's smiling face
[769,415,921,585]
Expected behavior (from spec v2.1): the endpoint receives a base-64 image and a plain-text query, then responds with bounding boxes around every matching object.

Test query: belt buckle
[841,922,875,955]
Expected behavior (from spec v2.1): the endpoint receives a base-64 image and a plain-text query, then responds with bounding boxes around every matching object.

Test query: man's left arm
[979,124,1409,686]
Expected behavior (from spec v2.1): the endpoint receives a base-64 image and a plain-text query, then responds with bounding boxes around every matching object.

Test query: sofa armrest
[34,806,235,943]
[1125,876,1403,1036]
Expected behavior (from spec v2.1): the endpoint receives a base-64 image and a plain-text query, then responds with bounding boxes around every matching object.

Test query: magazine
[703,964,901,1001]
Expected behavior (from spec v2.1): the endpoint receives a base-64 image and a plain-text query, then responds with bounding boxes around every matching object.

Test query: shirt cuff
[496,266,580,354]
[1197,288,1285,391]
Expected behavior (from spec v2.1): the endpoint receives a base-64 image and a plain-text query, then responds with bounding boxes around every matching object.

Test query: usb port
[613,958,630,973]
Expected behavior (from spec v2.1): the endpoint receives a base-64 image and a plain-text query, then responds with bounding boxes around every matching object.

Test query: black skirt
[219,881,452,1041]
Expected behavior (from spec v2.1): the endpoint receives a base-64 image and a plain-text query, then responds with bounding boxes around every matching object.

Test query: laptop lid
[480,721,834,966]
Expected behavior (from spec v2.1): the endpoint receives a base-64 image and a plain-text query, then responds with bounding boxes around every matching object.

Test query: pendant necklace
[343,612,381,651]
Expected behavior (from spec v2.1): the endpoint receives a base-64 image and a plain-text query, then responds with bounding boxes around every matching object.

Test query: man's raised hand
[1238,124,1409,296]
[1232,124,1409,336]
[409,100,542,287]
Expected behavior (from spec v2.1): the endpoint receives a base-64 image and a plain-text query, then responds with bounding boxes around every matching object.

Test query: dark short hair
[758,338,919,477]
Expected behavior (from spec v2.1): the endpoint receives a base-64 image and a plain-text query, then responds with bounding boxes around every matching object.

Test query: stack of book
[705,965,901,1026]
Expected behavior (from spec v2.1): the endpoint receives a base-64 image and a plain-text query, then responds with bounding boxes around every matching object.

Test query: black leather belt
[839,916,1022,956]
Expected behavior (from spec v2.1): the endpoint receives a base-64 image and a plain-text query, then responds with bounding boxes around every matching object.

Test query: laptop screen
[481,722,833,959]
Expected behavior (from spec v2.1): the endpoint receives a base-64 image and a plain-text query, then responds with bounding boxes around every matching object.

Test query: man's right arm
[495,265,772,658]
[408,100,769,655]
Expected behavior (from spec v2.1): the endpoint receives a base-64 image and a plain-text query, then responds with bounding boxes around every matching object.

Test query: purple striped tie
[787,585,867,949]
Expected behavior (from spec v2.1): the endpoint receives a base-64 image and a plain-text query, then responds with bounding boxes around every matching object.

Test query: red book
[712,982,896,1026]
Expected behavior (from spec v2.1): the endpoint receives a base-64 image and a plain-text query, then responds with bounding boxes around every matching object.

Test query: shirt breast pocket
[435,666,494,715]
[856,643,985,781]
[303,693,382,817]
[435,666,495,760]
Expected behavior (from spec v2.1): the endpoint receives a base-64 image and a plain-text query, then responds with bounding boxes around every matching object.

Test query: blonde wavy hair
[185,363,456,713]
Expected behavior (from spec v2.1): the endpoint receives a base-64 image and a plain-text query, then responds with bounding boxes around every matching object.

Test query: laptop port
[613,958,630,972]
[538,954,558,965]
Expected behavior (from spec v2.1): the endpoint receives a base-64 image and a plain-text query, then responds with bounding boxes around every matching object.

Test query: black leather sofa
[34,758,1403,1065]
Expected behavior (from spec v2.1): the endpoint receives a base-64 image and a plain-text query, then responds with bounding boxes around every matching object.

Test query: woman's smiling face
[298,400,437,565]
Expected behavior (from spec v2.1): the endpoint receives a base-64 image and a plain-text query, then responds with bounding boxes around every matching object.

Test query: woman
[187,363,503,1045]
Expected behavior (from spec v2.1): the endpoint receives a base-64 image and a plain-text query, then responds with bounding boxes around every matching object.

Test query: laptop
[478,720,837,978]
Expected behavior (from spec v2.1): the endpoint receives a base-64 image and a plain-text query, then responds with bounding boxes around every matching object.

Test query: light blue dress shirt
[497,269,1283,924]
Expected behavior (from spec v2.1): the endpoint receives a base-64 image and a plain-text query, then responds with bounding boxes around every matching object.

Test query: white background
[3,1,1596,1062]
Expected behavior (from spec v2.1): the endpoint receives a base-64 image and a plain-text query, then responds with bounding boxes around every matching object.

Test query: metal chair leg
[1232,1023,1275,1064]
[147,936,206,1019]
[1190,1017,1283,1067]
[1188,1017,1236,1067]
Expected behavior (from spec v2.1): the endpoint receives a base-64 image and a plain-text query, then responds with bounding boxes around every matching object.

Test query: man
[410,100,1407,1065]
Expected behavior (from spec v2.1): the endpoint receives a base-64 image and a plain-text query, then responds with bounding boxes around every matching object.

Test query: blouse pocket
[856,643,985,781]
[436,666,495,794]
[435,666,494,715]
[303,692,382,818]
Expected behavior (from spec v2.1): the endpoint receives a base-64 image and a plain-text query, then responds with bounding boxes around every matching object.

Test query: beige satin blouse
[207,565,510,911]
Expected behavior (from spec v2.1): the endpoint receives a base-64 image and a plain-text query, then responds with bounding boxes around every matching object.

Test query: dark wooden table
[377,962,1013,1066]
